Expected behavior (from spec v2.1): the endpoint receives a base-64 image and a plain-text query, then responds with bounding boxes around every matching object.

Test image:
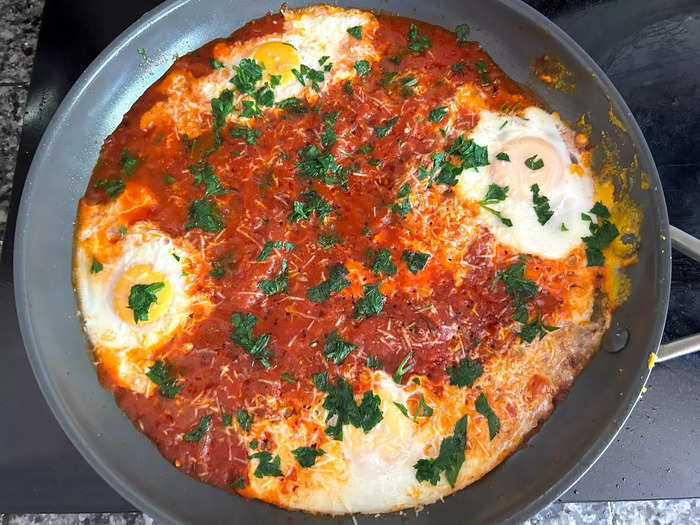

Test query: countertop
[0,0,698,523]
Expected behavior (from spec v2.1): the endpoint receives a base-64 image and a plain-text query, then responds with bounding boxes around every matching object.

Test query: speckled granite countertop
[0,0,698,523]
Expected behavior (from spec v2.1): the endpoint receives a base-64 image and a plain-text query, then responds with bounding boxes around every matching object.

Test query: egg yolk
[491,136,565,200]
[252,41,300,85]
[113,264,173,324]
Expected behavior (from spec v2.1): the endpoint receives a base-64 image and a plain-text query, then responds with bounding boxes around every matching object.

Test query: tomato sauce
[87,12,549,491]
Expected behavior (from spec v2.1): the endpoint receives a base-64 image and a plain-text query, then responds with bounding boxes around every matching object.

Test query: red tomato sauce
[86,12,546,491]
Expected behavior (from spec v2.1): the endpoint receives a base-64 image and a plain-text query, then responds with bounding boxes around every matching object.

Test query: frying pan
[13,0,700,523]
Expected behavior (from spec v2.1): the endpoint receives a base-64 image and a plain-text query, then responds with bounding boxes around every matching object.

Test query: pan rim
[13,0,671,523]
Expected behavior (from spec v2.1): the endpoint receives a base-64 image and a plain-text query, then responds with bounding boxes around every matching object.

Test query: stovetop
[0,0,698,513]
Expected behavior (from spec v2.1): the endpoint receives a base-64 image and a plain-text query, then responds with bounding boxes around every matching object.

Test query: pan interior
[14,1,669,523]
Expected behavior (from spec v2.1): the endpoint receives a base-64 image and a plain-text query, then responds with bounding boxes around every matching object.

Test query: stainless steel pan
[13,0,700,522]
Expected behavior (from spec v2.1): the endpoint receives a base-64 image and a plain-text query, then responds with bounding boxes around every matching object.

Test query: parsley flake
[519,311,559,343]
[354,59,371,77]
[119,148,139,176]
[184,414,212,442]
[407,23,433,52]
[190,163,229,197]
[496,152,510,161]
[414,414,467,487]
[256,240,295,261]
[367,248,397,276]
[323,330,357,365]
[257,259,288,296]
[209,57,224,69]
[292,447,325,467]
[456,23,470,42]
[478,183,513,227]
[94,178,125,198]
[237,408,253,431]
[391,183,412,217]
[428,106,448,123]
[393,351,413,383]
[146,360,184,398]
[475,392,501,439]
[446,356,483,387]
[127,282,164,323]
[229,123,261,145]
[250,451,283,478]
[367,354,383,369]
[524,154,544,170]
[347,25,363,40]
[353,282,386,319]
[375,116,399,138]
[306,264,351,303]
[401,250,430,274]
[230,312,274,368]
[531,183,554,225]
[288,190,334,223]
[89,256,103,274]
[185,199,225,232]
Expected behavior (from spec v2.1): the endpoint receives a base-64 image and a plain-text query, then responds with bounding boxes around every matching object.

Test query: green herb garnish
[256,240,295,261]
[353,282,386,319]
[306,264,351,303]
[250,451,283,478]
[237,408,253,431]
[89,257,103,274]
[446,356,483,387]
[455,23,470,42]
[347,25,362,40]
[146,360,183,398]
[257,259,288,296]
[393,351,413,383]
[292,447,325,467]
[185,199,225,232]
[367,248,397,276]
[127,282,164,323]
[354,60,371,77]
[401,250,430,274]
[190,163,229,197]
[119,148,139,176]
[375,116,399,138]
[478,183,512,227]
[531,183,554,225]
[414,414,467,487]
[184,414,212,442]
[230,312,274,367]
[428,106,448,123]
[323,330,357,365]
[94,178,125,198]
[475,392,500,439]
[391,183,412,217]
[524,154,544,170]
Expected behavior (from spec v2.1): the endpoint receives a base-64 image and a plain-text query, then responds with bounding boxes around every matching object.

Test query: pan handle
[655,226,700,362]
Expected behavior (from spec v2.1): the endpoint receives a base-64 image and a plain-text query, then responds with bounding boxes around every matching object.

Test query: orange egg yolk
[491,136,565,200]
[252,41,300,85]
[113,264,173,324]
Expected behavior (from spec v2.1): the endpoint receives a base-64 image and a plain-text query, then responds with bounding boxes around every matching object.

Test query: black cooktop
[1,0,698,513]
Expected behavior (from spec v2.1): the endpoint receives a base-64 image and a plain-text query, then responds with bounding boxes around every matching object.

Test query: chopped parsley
[237,408,253,431]
[478,183,513,227]
[391,183,412,217]
[306,263,351,303]
[418,152,447,187]
[374,116,399,138]
[288,190,334,223]
[118,225,127,237]
[359,143,374,154]
[428,106,448,123]
[446,135,489,171]
[347,25,363,40]
[367,247,397,276]
[561,223,569,231]
[127,282,164,323]
[323,330,357,364]
[475,60,492,84]
[146,360,183,398]
[89,256,103,274]
[209,56,224,69]
[277,97,309,114]
[281,373,296,384]
[190,163,229,197]
[393,351,413,383]
[475,392,501,439]
[119,148,139,176]
[353,282,386,319]
[229,123,261,145]
[256,240,295,261]
[292,447,325,467]
[590,201,611,218]
[354,59,371,77]
[407,23,433,53]
[230,312,274,367]
[455,23,470,42]
[414,414,467,487]
[582,204,619,266]
[414,393,434,421]
[321,110,341,148]
[524,154,544,170]
[221,413,233,426]
[94,178,125,198]
[531,183,554,225]
[519,311,559,343]
[401,250,430,274]
[496,152,510,161]
[250,451,283,478]
[394,401,409,418]
[183,414,212,442]
[209,253,233,279]
[492,260,537,321]
[367,354,383,369]
[211,89,235,145]
[295,145,349,190]
[185,199,225,232]
[451,61,468,74]
[313,374,383,440]
[291,63,328,92]
[257,259,288,296]
[165,173,175,185]
[317,230,342,249]
[230,58,263,95]
[446,356,483,387]
[231,474,245,490]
